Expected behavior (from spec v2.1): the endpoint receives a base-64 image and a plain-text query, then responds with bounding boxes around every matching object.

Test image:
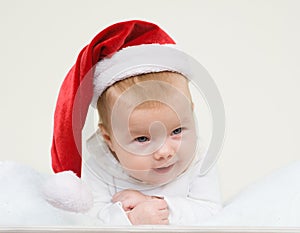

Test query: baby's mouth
[153,163,175,174]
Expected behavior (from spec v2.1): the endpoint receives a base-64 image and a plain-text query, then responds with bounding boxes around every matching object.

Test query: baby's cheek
[120,156,153,171]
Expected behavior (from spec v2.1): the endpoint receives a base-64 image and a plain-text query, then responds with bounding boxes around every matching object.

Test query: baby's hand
[127,198,169,225]
[112,189,151,211]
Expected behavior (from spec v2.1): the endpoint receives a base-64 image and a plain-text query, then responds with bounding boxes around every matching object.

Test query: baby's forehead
[108,73,191,104]
[112,82,191,110]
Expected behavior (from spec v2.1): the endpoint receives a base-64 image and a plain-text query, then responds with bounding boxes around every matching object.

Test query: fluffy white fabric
[92,44,190,108]
[42,171,93,213]
[203,161,300,227]
[0,160,299,226]
[0,161,99,226]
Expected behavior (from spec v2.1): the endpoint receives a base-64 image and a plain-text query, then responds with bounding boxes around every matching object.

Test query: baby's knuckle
[159,200,168,208]
[158,219,168,225]
[156,199,164,204]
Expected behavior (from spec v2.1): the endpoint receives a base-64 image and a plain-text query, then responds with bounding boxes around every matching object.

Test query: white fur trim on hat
[92,44,193,108]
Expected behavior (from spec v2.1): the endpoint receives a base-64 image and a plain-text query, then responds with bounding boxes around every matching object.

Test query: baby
[51,20,222,225]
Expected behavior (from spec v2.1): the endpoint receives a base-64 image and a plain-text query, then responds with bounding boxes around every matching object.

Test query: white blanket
[0,161,299,226]
[0,162,99,226]
[204,161,300,227]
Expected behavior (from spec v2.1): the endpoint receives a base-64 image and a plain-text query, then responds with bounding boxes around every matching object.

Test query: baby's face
[105,80,197,185]
[111,103,196,185]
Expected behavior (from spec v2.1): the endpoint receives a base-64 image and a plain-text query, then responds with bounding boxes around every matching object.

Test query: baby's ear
[98,123,114,151]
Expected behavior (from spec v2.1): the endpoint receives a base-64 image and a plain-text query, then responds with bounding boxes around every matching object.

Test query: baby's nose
[153,139,175,161]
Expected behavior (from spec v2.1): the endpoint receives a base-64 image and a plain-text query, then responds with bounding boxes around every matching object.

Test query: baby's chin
[128,168,183,186]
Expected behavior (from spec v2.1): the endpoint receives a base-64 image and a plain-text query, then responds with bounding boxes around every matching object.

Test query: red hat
[51,20,184,177]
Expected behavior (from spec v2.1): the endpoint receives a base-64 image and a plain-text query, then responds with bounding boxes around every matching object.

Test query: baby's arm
[164,165,222,225]
[113,190,169,225]
[81,162,131,225]
[82,157,170,225]
[114,166,222,225]
[112,189,152,211]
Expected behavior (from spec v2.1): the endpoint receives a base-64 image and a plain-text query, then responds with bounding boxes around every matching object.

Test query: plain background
[0,0,299,203]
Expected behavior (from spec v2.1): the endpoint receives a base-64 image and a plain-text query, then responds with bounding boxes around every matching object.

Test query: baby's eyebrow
[177,115,193,124]
[129,127,149,136]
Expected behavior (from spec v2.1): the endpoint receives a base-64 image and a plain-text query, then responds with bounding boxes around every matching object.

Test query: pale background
[0,0,299,203]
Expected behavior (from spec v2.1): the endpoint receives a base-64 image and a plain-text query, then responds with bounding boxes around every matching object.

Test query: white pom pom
[42,171,93,213]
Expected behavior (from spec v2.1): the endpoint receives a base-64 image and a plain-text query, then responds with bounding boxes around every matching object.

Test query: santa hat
[51,20,196,177]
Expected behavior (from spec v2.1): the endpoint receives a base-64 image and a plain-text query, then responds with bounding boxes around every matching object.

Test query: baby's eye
[172,127,182,135]
[135,136,150,143]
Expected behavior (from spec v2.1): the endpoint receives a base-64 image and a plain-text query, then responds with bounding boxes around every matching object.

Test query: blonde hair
[97,71,192,131]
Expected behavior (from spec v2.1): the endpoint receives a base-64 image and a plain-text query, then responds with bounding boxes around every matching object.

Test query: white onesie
[81,130,222,225]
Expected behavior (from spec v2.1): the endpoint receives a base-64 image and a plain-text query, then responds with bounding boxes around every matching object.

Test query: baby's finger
[156,199,168,210]
[113,190,128,200]
[158,218,169,225]
[113,196,127,204]
[121,199,135,211]
[159,208,169,219]
[112,195,118,203]
[112,191,120,197]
